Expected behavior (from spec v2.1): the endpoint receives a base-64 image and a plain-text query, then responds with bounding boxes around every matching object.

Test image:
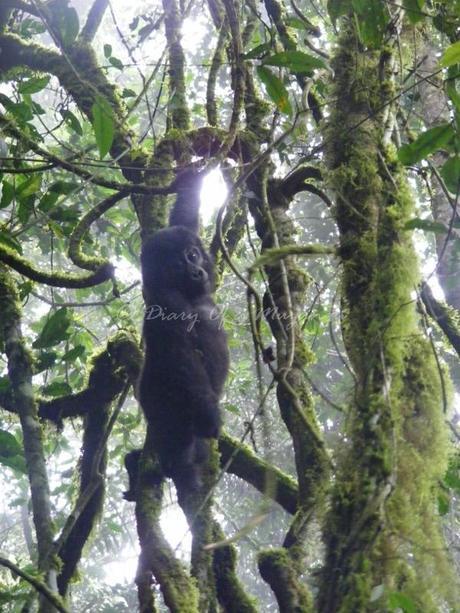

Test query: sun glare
[200,168,228,225]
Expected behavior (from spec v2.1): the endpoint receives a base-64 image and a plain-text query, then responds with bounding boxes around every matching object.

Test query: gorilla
[124,175,229,497]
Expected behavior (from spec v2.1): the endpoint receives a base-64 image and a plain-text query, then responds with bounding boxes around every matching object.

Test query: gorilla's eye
[184,246,201,264]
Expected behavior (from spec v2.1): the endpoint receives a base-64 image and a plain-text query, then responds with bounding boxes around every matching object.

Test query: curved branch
[68,190,129,270]
[0,244,114,288]
[39,333,142,423]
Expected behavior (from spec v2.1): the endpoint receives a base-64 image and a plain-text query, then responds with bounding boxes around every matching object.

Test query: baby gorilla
[135,180,229,492]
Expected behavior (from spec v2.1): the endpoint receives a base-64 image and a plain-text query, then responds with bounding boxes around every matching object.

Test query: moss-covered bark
[0,267,57,609]
[317,20,455,612]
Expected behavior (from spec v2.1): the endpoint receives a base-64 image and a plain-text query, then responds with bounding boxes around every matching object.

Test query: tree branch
[79,0,109,42]
[218,433,298,514]
[421,282,460,359]
[0,557,68,613]
[0,243,115,288]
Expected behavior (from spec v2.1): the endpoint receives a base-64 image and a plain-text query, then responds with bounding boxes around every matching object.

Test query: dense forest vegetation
[0,0,459,611]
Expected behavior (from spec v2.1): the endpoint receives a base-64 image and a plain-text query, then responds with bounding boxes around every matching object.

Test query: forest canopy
[0,0,460,611]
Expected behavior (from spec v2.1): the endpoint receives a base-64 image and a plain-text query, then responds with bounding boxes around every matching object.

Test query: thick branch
[219,433,298,514]
[0,268,55,581]
[39,333,141,423]
[0,243,114,288]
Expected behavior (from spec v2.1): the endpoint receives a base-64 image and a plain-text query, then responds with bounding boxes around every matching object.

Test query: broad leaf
[42,380,73,397]
[262,51,327,73]
[440,156,460,194]
[243,43,272,60]
[352,0,389,47]
[398,123,454,164]
[109,56,124,70]
[0,430,27,474]
[33,308,72,349]
[403,0,425,24]
[18,76,50,95]
[404,218,447,233]
[61,109,83,135]
[440,41,460,68]
[91,96,115,159]
[256,66,292,116]
[0,180,15,209]
[327,0,352,25]
[54,4,79,45]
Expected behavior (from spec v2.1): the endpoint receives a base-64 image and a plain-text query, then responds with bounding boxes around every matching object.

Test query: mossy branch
[39,333,142,423]
[68,190,129,270]
[0,243,114,288]
[0,268,55,578]
[249,244,336,272]
[0,557,68,613]
[162,0,189,130]
[258,548,313,612]
[218,433,298,514]
[212,523,258,612]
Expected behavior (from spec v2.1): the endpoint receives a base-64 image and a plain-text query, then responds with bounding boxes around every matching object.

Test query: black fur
[136,183,229,490]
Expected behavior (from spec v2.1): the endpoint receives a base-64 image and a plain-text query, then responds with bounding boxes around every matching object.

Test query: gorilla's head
[141,226,214,301]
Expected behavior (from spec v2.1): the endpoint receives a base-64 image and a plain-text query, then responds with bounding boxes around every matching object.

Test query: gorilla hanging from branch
[125,171,229,497]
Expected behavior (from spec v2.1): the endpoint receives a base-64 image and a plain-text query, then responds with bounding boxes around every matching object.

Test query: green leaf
[388,592,417,613]
[35,351,58,373]
[0,180,15,209]
[18,76,50,95]
[42,380,72,397]
[48,180,80,195]
[54,4,79,45]
[17,175,42,199]
[440,41,460,68]
[33,308,72,349]
[262,51,327,73]
[398,124,454,164]
[440,156,460,194]
[256,66,292,116]
[403,0,425,24]
[122,88,136,98]
[327,0,352,25]
[352,0,389,47]
[103,43,112,58]
[61,109,83,135]
[404,218,447,233]
[0,230,22,254]
[91,96,115,159]
[62,345,86,362]
[446,67,460,112]
[0,430,27,474]
[109,56,124,70]
[242,43,272,60]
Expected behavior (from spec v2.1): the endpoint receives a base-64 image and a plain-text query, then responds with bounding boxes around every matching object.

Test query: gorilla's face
[141,226,214,300]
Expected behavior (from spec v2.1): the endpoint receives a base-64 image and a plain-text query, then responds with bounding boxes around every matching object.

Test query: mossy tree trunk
[317,18,453,613]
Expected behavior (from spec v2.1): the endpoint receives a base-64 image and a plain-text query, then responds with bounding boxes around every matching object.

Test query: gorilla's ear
[169,170,203,233]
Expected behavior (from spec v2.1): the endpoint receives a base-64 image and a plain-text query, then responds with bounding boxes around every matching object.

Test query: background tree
[0,0,459,611]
